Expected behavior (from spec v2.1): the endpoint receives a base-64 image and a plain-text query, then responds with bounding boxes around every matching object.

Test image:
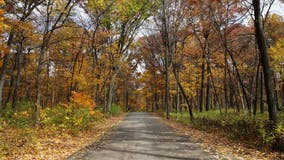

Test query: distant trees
[0,0,156,121]
[139,0,283,123]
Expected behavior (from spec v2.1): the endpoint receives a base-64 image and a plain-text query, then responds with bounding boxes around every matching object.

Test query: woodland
[0,0,283,159]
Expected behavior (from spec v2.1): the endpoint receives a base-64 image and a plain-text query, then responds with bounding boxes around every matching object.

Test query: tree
[0,0,43,111]
[253,0,278,124]
[33,0,78,124]
[102,0,154,113]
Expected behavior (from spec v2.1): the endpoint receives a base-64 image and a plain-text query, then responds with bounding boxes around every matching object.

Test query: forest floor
[158,113,284,160]
[1,114,125,160]
[3,111,283,159]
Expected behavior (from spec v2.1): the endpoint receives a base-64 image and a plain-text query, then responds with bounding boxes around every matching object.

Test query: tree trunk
[35,47,45,125]
[200,53,205,112]
[253,0,277,124]
[224,51,228,113]
[205,65,211,111]
[0,54,10,111]
[176,85,180,112]
[106,70,119,113]
[124,80,129,111]
[161,0,170,119]
[172,61,194,121]
[260,71,264,114]
[273,75,281,111]
[12,45,23,109]
[253,61,260,115]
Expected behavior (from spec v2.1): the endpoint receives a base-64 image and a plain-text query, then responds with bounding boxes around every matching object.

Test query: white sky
[270,1,284,16]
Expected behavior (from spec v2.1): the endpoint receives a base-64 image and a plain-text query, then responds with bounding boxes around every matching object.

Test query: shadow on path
[67,112,214,160]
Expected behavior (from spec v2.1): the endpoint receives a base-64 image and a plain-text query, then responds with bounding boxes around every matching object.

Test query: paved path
[68,112,214,160]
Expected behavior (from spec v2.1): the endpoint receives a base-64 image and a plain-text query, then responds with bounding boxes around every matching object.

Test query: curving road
[68,112,214,160]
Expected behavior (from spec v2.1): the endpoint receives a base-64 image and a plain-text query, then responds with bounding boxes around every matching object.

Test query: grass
[110,104,122,116]
[169,109,284,151]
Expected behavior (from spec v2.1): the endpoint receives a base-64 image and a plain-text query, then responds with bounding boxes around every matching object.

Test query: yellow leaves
[4,19,39,47]
[265,13,284,44]
[271,38,284,60]
[88,0,108,11]
[0,0,8,55]
[1,106,122,160]
[270,38,284,77]
[89,0,105,9]
[115,0,148,20]
[0,9,5,28]
[74,74,88,89]
[0,128,37,158]
[0,0,5,24]
[71,91,96,109]
[7,20,34,35]
[0,43,9,58]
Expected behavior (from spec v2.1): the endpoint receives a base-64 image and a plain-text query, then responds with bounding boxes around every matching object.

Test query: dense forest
[0,0,283,159]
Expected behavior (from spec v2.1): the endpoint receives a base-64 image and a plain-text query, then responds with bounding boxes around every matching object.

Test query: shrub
[169,110,284,151]
[0,101,106,158]
[0,102,34,128]
[110,104,122,116]
[41,104,104,134]
[70,91,95,109]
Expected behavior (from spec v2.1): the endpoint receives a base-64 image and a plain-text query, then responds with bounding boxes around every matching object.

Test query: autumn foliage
[0,0,283,158]
[70,91,96,109]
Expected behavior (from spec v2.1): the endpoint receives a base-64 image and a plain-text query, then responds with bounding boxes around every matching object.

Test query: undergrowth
[110,104,122,116]
[169,110,284,152]
[0,101,115,158]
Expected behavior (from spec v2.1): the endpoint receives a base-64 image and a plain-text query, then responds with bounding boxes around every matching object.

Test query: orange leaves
[70,91,96,109]
[0,0,6,29]
[0,43,9,59]
[0,0,9,57]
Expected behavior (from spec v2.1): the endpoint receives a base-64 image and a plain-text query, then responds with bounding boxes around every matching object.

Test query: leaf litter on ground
[1,114,125,160]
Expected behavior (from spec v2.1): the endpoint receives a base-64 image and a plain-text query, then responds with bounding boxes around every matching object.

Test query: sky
[270,1,284,16]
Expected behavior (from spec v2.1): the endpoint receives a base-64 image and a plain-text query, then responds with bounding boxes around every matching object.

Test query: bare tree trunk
[161,0,170,119]
[209,66,223,114]
[106,70,119,112]
[273,75,281,111]
[205,65,211,111]
[200,53,205,112]
[253,0,277,124]
[224,51,228,113]
[260,71,264,114]
[281,80,284,109]
[35,46,45,125]
[155,92,159,110]
[69,39,83,100]
[12,42,23,109]
[0,34,13,110]
[172,62,194,121]
[176,84,180,112]
[0,54,10,111]
[51,80,56,107]
[124,80,129,110]
[253,61,261,115]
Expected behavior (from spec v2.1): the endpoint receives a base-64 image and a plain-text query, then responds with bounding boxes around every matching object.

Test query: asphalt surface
[68,112,214,160]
